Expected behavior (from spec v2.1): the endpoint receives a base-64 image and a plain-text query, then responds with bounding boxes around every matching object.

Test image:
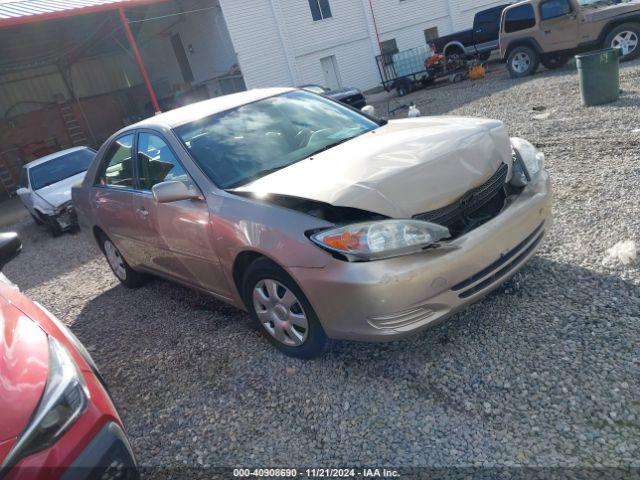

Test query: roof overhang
[0,0,170,28]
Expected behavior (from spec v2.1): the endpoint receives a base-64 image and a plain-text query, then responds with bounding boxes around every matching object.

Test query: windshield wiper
[307,136,357,157]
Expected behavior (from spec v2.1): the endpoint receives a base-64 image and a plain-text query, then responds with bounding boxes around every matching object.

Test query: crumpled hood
[0,295,49,446]
[35,170,86,208]
[236,116,512,218]
[581,0,640,22]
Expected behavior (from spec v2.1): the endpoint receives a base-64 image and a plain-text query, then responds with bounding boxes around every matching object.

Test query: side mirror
[0,232,22,270]
[15,188,28,196]
[152,181,201,203]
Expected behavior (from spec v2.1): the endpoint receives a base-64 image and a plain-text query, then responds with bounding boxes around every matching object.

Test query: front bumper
[290,171,552,341]
[60,423,138,480]
[52,204,78,231]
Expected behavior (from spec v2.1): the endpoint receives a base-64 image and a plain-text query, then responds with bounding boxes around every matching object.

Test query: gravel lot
[4,61,639,473]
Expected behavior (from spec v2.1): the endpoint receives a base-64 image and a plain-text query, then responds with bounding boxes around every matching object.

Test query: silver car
[73,88,552,358]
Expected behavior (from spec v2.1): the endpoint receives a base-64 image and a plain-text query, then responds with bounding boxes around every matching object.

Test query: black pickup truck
[432,4,511,60]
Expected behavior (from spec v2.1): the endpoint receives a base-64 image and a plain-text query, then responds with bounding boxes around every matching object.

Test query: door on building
[171,33,195,84]
[320,55,341,90]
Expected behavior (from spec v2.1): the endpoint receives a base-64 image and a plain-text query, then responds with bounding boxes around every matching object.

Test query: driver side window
[136,133,189,191]
[540,0,572,21]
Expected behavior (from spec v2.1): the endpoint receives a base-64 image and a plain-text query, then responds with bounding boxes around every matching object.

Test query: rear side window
[540,0,572,20]
[504,4,536,33]
[96,134,134,188]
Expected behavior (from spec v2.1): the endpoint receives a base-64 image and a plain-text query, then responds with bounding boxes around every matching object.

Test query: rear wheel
[507,46,539,78]
[99,233,148,288]
[242,258,328,359]
[541,54,570,70]
[605,23,640,61]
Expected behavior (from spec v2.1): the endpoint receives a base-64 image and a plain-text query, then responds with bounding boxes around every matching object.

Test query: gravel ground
[3,61,639,474]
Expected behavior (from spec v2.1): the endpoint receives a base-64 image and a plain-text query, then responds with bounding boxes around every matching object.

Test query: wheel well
[444,44,464,56]
[232,251,269,303]
[505,40,539,59]
[601,19,640,42]
[93,226,106,250]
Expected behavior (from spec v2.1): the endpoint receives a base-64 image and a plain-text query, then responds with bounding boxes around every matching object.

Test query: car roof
[134,87,294,130]
[24,146,92,169]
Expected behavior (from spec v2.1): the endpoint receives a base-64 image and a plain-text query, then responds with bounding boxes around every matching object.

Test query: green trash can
[575,48,620,106]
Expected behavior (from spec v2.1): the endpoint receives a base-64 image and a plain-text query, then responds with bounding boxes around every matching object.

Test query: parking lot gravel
[3,60,639,474]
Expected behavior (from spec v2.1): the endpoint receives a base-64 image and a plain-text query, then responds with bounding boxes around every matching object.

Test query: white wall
[218,0,510,92]
[219,0,295,88]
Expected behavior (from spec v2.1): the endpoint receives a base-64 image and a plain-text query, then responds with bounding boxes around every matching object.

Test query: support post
[118,7,161,114]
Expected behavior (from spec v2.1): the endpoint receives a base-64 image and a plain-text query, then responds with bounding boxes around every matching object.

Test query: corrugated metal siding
[0,52,142,117]
[0,0,143,21]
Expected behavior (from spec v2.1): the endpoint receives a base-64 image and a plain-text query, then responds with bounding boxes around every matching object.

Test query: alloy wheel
[612,31,639,56]
[252,279,309,347]
[104,240,127,280]
[512,52,531,73]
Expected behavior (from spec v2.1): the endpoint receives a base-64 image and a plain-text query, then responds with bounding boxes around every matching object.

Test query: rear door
[130,130,227,295]
[90,133,140,264]
[538,0,579,50]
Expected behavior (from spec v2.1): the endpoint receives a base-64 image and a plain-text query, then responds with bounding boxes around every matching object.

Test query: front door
[320,55,341,90]
[538,0,579,51]
[131,131,228,296]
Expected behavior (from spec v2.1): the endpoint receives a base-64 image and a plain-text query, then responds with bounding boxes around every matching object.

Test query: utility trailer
[376,45,469,96]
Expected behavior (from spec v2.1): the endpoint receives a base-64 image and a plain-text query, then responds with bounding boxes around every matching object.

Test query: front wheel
[243,258,328,359]
[541,55,570,70]
[507,46,539,78]
[100,234,148,288]
[605,23,640,61]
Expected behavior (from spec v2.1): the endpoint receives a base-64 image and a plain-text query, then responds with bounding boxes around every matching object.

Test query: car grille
[413,163,509,236]
[451,222,545,299]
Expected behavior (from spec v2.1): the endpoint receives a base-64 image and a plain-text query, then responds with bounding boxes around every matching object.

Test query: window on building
[504,4,536,33]
[380,39,399,56]
[308,0,332,21]
[540,0,572,20]
[424,27,439,43]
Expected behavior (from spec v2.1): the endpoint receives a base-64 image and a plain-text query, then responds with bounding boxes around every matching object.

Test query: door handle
[544,30,552,34]
[136,207,150,218]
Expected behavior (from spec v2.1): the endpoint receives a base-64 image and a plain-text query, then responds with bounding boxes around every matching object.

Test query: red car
[0,232,138,480]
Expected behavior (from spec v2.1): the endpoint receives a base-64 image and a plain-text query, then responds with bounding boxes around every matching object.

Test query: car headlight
[510,137,544,187]
[310,220,450,261]
[2,336,88,469]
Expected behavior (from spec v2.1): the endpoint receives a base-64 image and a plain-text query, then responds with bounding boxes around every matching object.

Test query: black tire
[507,45,539,78]
[395,78,413,97]
[98,232,148,288]
[604,23,640,62]
[541,55,570,70]
[46,216,63,237]
[31,212,44,226]
[242,257,328,359]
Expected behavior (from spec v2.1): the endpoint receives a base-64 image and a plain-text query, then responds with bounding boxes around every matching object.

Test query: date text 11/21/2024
[233,468,400,478]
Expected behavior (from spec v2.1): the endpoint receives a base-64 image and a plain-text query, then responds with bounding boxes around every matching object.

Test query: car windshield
[30,149,95,190]
[174,90,378,189]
